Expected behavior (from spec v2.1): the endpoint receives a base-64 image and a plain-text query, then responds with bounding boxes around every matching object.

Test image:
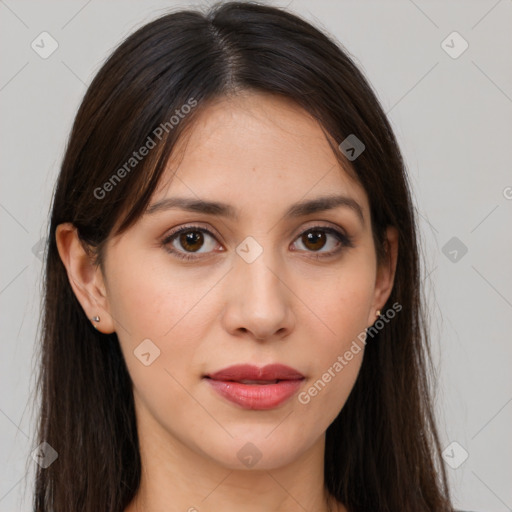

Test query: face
[60,92,396,471]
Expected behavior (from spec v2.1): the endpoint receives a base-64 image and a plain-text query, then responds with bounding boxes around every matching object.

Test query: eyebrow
[146,194,365,225]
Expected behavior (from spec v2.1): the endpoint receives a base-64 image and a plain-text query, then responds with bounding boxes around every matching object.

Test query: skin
[56,92,398,512]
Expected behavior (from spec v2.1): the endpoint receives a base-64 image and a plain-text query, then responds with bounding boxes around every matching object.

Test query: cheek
[105,255,220,393]
[107,261,208,429]
[301,255,376,343]
[296,284,368,426]
[294,257,375,418]
[106,253,214,340]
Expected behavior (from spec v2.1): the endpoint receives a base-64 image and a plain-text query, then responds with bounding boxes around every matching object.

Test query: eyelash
[161,224,354,262]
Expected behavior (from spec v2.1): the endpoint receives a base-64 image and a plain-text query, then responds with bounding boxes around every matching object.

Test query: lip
[204,364,305,410]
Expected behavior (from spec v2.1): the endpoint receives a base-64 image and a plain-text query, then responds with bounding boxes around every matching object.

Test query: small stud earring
[92,316,100,323]
[376,310,381,318]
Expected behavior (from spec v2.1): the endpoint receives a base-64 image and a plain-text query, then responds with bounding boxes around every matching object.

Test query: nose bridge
[224,235,293,339]
[236,239,283,305]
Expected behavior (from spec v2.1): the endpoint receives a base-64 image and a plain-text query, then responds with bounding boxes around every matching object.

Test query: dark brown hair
[33,2,453,511]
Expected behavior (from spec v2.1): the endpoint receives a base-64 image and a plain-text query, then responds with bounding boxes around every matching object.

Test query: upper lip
[205,364,304,381]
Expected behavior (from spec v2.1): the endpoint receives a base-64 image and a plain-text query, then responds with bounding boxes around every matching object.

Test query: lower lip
[205,378,303,410]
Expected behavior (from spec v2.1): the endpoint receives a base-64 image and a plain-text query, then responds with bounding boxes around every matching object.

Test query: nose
[220,248,295,342]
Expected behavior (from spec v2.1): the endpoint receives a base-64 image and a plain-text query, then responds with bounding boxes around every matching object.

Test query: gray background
[1,0,511,510]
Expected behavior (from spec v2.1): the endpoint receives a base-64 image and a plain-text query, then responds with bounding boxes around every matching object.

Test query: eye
[291,226,353,258]
[162,224,354,262]
[162,225,222,261]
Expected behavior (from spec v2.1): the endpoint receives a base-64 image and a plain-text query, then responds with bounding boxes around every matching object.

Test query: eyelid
[290,220,349,239]
[162,218,349,238]
[162,222,223,245]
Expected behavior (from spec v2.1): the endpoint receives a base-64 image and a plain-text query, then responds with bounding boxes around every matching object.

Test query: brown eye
[179,230,204,252]
[163,224,353,262]
[291,226,353,258]
[162,225,221,261]
[301,230,327,251]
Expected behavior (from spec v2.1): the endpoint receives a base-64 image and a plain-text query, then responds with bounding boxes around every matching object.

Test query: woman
[34,2,455,511]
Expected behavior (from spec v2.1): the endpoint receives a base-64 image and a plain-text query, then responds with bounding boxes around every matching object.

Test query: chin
[199,431,313,471]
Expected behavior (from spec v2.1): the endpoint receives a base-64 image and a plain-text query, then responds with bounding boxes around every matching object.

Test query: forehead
[153,92,370,218]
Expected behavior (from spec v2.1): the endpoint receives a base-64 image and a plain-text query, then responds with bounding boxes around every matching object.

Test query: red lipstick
[204,364,304,410]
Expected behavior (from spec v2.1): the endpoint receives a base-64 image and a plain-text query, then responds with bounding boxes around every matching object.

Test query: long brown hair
[33,2,453,510]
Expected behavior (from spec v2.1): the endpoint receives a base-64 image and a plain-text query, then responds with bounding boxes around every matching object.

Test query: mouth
[233,379,280,385]
[204,364,305,410]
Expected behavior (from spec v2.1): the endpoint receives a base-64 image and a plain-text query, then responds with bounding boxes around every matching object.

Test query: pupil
[303,231,326,251]
[180,231,203,252]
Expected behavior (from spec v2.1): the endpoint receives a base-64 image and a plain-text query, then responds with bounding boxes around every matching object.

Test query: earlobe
[55,223,115,334]
[369,226,399,324]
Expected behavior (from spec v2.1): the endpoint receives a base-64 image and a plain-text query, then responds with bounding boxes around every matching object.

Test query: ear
[55,223,115,334]
[368,226,399,325]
